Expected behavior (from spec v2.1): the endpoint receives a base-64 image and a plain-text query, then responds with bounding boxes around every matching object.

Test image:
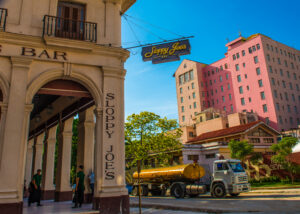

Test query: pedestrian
[28,169,42,207]
[73,165,85,208]
[88,171,95,196]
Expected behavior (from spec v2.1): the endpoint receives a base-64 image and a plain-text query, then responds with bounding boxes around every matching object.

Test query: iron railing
[43,15,97,43]
[0,8,8,31]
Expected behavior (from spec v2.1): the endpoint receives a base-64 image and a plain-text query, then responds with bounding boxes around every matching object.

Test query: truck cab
[210,159,250,197]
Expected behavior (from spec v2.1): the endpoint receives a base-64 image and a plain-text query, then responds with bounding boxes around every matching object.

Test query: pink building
[174,34,300,131]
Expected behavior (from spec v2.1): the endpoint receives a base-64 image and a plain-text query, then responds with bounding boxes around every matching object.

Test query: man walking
[28,169,42,207]
[73,165,85,208]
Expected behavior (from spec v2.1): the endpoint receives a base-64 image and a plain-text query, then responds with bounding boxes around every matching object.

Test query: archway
[24,79,96,205]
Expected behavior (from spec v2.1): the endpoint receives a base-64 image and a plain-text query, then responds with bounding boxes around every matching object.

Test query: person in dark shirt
[73,165,85,208]
[28,169,42,207]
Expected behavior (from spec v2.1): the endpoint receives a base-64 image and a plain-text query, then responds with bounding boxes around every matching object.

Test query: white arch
[26,68,103,107]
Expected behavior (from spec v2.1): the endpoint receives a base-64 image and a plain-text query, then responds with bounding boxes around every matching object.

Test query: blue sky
[122,0,300,121]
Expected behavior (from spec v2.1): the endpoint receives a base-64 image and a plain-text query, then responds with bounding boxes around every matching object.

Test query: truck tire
[212,183,226,198]
[230,193,239,197]
[171,183,185,199]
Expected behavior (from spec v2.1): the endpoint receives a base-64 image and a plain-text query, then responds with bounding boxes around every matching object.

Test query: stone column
[55,117,74,202]
[41,125,57,200]
[24,139,34,188]
[32,133,45,175]
[0,57,32,213]
[77,107,95,203]
[93,67,129,214]
[0,103,8,166]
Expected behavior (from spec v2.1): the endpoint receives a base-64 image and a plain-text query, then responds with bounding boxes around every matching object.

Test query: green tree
[271,137,300,183]
[228,140,254,162]
[125,111,182,168]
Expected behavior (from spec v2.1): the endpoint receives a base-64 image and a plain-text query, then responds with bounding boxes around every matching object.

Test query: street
[130,190,300,213]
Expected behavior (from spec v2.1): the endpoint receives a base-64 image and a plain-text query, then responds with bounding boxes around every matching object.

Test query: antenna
[239,31,242,37]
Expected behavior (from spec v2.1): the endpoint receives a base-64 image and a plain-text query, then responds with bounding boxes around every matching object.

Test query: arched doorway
[25,79,96,204]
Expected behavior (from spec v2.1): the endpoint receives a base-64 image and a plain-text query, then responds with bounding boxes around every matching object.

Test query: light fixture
[35,114,41,123]
[46,105,54,115]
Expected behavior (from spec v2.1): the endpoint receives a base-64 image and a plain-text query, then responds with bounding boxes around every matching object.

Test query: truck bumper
[231,183,251,193]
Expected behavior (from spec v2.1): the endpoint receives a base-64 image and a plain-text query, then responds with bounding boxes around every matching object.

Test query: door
[56,2,86,40]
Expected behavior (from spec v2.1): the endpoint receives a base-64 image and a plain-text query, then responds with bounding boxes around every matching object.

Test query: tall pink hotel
[175,34,300,131]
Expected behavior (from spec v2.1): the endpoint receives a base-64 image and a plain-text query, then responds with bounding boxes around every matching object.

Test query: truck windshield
[229,162,245,173]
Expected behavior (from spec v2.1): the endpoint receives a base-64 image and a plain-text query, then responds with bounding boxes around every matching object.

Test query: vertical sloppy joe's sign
[104,93,115,180]
[142,39,191,64]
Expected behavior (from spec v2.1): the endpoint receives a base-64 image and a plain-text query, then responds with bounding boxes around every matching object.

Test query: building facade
[0,0,136,213]
[175,34,300,131]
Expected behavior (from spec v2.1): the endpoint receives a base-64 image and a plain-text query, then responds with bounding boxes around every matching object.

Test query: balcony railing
[43,15,97,43]
[0,8,8,31]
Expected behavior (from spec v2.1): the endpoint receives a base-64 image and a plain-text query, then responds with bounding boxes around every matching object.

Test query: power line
[123,15,142,46]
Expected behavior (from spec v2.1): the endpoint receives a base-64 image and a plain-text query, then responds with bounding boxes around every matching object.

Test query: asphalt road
[130,191,300,213]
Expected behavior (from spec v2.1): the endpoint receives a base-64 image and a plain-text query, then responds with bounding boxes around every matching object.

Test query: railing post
[42,15,46,37]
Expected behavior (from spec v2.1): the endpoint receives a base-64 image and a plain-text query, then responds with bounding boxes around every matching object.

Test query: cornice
[102,66,126,79]
[0,32,130,60]
[10,56,33,69]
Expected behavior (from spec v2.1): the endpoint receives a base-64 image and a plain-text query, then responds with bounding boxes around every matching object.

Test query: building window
[235,64,240,71]
[249,97,252,103]
[188,155,198,161]
[282,80,286,88]
[269,66,273,73]
[182,116,185,122]
[287,71,290,78]
[263,104,268,112]
[285,92,289,101]
[205,153,216,159]
[294,106,298,113]
[181,106,184,112]
[248,47,252,54]
[256,43,260,50]
[239,86,243,94]
[296,84,299,91]
[230,104,233,112]
[280,69,283,76]
[193,102,197,108]
[267,54,270,61]
[184,72,189,82]
[271,78,275,86]
[245,74,248,79]
[189,70,194,80]
[247,85,250,90]
[256,67,260,75]
[241,98,245,105]
[265,117,270,125]
[222,96,225,102]
[229,93,232,100]
[293,73,297,80]
[219,76,223,82]
[277,58,281,65]
[292,94,295,101]
[290,117,293,124]
[236,53,240,59]
[226,73,229,80]
[258,79,263,87]
[252,45,256,52]
[180,87,183,94]
[289,82,293,90]
[260,91,265,100]
[191,82,195,89]
[228,83,230,90]
[242,50,245,56]
[279,116,283,124]
[233,54,236,60]
[192,92,196,99]
[243,62,246,68]
[237,75,241,82]
[254,56,259,64]
[180,97,183,103]
[223,106,226,111]
[276,103,280,110]
[225,63,228,69]
[288,105,291,113]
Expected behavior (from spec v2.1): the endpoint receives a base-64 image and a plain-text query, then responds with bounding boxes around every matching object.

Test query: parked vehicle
[132,159,250,198]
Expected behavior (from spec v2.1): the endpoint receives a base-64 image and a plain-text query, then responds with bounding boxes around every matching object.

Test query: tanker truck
[132,159,250,198]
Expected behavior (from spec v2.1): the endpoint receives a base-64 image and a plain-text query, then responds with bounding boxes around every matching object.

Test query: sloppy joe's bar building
[0,0,136,213]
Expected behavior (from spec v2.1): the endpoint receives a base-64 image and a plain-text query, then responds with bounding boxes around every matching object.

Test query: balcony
[43,15,97,43]
[0,8,8,31]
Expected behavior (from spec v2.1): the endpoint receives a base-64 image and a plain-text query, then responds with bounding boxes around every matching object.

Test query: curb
[130,203,259,213]
[252,186,300,190]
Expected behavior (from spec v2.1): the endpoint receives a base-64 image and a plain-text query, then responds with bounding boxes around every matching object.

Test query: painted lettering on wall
[21,47,67,60]
[105,93,115,138]
[105,145,115,180]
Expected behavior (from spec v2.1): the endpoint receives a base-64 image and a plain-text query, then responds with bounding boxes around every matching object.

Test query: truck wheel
[160,186,167,197]
[171,184,185,199]
[212,183,226,198]
[142,185,149,196]
[230,193,239,197]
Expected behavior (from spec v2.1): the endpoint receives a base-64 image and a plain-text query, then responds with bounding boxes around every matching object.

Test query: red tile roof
[187,121,264,144]
[289,152,300,165]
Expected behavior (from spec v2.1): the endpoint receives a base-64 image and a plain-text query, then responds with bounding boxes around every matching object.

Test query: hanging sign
[142,39,191,64]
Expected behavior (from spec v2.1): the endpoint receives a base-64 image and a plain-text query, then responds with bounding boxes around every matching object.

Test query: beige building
[0,0,136,213]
